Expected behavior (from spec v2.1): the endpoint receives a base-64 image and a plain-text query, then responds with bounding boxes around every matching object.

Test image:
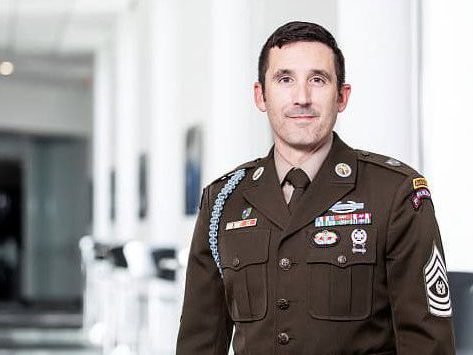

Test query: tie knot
[284,168,310,189]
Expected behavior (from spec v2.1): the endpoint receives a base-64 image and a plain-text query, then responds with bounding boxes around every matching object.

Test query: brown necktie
[284,168,310,213]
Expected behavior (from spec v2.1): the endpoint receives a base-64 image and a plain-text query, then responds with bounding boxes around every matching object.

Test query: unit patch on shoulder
[424,243,452,317]
[413,177,428,189]
[411,188,431,210]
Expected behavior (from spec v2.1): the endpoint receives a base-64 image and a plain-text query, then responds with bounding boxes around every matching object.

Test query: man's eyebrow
[272,69,333,81]
[272,69,293,80]
[309,69,333,81]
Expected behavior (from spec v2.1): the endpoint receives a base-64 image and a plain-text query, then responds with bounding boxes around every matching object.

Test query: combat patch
[424,243,452,317]
[411,188,431,210]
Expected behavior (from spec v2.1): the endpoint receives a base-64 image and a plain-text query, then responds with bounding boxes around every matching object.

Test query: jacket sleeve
[386,174,455,354]
[176,186,233,355]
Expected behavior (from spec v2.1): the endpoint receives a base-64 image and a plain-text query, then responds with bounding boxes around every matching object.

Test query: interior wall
[0,79,92,137]
[421,0,473,272]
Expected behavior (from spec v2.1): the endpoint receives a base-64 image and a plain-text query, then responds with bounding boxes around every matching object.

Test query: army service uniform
[176,133,455,355]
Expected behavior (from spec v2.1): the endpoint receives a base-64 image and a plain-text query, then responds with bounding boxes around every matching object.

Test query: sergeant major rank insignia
[424,243,452,317]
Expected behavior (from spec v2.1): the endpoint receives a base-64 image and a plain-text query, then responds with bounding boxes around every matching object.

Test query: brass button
[277,332,290,345]
[276,298,289,310]
[232,257,240,267]
[337,255,347,264]
[279,258,292,270]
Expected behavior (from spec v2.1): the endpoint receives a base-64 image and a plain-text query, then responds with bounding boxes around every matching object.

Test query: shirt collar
[274,132,333,185]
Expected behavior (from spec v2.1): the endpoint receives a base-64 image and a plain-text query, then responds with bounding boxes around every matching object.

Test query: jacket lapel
[282,133,358,239]
[242,148,290,230]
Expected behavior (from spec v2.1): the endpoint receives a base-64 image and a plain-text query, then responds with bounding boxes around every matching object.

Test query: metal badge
[252,167,264,181]
[424,243,452,317]
[335,163,352,178]
[351,228,367,254]
[329,200,364,214]
[385,158,401,167]
[241,207,252,219]
[311,229,339,247]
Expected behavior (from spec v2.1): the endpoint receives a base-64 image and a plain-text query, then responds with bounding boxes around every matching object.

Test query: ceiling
[0,0,133,83]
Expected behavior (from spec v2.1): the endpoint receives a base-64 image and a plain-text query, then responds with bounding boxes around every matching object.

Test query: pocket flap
[220,229,270,269]
[306,226,377,268]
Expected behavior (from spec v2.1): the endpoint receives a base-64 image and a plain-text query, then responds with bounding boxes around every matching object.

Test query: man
[176,21,455,354]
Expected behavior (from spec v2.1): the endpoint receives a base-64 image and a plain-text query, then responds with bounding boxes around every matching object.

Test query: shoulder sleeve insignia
[413,177,428,189]
[410,188,431,210]
[424,243,452,317]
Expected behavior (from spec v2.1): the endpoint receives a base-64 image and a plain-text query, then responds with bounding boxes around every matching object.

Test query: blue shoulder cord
[208,169,246,278]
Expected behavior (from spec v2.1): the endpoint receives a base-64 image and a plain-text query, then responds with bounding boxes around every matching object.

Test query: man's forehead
[267,41,335,72]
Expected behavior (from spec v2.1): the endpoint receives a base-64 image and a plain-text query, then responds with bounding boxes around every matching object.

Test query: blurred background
[0,0,472,354]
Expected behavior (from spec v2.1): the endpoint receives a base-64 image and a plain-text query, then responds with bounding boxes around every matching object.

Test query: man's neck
[274,133,333,167]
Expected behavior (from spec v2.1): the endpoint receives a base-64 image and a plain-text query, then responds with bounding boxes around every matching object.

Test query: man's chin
[286,139,322,151]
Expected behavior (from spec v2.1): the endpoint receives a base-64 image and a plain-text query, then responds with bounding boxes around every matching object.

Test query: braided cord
[208,169,246,277]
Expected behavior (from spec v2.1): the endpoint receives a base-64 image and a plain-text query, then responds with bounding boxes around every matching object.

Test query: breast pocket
[306,226,377,321]
[220,229,270,322]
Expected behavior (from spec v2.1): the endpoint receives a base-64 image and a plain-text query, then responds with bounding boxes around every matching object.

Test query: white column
[335,0,420,168]
[92,44,113,240]
[422,0,473,272]
[147,0,183,248]
[204,0,256,183]
[114,8,140,240]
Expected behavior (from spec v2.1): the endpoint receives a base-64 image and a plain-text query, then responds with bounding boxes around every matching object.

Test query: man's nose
[293,82,311,106]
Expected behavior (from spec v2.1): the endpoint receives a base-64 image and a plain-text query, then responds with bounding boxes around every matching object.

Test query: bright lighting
[0,61,14,76]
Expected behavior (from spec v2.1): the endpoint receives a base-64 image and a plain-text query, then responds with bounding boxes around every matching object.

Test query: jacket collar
[242,132,357,235]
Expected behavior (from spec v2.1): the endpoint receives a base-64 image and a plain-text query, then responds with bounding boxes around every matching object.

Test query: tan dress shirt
[274,133,333,203]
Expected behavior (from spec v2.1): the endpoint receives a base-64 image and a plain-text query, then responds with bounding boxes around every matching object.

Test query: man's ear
[254,82,267,112]
[337,83,351,113]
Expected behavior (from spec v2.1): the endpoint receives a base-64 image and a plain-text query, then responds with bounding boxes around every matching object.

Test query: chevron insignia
[424,243,452,317]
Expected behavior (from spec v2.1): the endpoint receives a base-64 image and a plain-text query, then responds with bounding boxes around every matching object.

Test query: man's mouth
[288,115,316,119]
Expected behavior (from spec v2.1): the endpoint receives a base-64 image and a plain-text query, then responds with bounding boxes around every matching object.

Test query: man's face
[254,41,351,152]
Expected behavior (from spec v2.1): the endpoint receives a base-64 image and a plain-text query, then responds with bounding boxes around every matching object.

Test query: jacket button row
[279,258,292,270]
[276,298,289,310]
[277,332,290,345]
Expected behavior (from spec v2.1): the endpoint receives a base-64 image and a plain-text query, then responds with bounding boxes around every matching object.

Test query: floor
[0,303,100,355]
[0,328,100,355]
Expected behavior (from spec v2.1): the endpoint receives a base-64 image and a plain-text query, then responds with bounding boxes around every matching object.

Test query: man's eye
[277,76,293,84]
[311,77,326,85]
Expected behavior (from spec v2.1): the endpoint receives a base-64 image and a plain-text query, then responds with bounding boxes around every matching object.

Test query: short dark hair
[258,21,345,95]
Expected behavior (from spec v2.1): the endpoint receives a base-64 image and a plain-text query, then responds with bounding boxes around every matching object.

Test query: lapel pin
[252,167,264,181]
[335,163,352,178]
